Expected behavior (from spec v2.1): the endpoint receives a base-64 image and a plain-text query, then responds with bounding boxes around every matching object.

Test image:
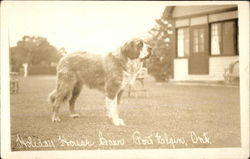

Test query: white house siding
[174,56,239,81]
[209,56,239,80]
[174,58,188,80]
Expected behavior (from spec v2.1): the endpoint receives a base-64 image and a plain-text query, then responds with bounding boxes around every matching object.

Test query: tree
[10,36,61,72]
[145,9,174,82]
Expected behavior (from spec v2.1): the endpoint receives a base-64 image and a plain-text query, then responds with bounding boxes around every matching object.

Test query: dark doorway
[188,25,209,74]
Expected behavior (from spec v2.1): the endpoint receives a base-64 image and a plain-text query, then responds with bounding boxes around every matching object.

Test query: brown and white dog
[48,38,152,126]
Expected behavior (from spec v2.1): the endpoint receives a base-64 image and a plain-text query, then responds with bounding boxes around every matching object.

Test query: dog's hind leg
[51,72,76,123]
[48,89,57,104]
[69,82,82,118]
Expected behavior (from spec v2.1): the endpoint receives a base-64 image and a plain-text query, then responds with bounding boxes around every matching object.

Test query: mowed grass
[10,76,241,151]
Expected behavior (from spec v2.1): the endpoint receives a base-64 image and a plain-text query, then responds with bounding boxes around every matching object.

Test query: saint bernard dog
[48,38,152,126]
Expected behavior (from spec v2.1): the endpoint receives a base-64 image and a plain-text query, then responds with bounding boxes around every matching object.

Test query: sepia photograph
[1,1,249,159]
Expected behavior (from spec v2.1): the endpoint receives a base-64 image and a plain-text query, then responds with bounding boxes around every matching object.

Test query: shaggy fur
[48,38,152,126]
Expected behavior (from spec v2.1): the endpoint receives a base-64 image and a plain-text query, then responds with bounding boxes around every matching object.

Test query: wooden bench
[127,67,148,97]
[223,61,239,84]
[10,72,19,94]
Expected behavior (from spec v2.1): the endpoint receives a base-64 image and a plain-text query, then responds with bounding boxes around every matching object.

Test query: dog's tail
[48,89,57,104]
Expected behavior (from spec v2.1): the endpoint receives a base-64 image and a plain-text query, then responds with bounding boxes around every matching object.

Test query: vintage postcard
[1,1,249,159]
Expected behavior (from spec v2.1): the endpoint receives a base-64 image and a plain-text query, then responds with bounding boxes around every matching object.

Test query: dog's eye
[137,41,143,48]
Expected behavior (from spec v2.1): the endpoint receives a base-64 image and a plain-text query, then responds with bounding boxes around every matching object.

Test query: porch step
[169,80,239,87]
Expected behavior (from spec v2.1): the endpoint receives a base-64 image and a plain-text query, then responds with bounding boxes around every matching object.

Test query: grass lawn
[10,76,241,151]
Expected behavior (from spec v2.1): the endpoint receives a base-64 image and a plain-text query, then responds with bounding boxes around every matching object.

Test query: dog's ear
[120,41,130,57]
[121,40,135,59]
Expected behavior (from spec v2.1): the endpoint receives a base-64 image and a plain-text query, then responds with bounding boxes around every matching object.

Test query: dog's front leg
[105,96,125,126]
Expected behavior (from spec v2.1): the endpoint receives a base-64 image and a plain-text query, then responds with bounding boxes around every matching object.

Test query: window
[211,23,222,55]
[177,28,189,57]
[193,28,205,53]
[210,20,238,56]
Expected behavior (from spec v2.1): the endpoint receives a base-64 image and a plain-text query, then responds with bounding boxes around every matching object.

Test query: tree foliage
[146,10,174,82]
[10,36,62,72]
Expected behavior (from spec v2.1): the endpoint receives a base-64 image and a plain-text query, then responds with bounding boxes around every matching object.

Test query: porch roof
[165,5,237,19]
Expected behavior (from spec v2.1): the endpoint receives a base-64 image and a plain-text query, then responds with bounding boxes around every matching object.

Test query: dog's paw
[112,118,125,126]
[52,116,61,123]
[70,113,80,119]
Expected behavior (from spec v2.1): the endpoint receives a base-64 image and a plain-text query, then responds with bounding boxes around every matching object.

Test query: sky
[4,1,167,54]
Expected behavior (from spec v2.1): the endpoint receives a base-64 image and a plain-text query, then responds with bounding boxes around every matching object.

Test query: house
[165,5,238,81]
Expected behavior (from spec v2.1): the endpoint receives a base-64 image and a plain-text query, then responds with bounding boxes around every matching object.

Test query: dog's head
[121,38,152,61]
